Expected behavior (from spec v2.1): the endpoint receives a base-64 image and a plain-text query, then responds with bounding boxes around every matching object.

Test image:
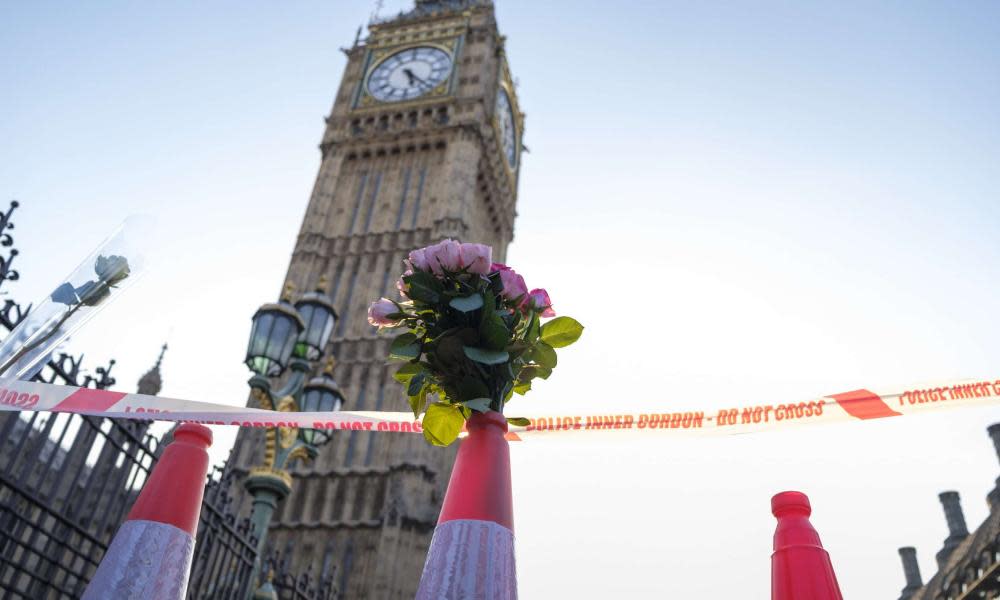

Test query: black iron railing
[0,201,334,600]
[187,462,259,599]
[263,548,338,600]
[0,412,158,598]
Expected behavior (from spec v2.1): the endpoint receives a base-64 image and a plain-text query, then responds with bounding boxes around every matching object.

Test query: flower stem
[0,301,84,377]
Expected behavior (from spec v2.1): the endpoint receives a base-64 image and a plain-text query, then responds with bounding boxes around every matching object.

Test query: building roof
[136,343,167,396]
[902,425,1000,600]
[371,0,491,27]
[911,505,1000,599]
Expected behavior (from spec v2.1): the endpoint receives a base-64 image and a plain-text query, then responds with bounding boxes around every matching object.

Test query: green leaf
[422,402,465,447]
[404,271,443,304]
[407,373,426,397]
[532,342,558,369]
[461,397,492,413]
[477,293,508,351]
[487,272,505,297]
[408,385,428,418]
[479,309,509,351]
[393,362,424,384]
[51,282,79,305]
[526,312,540,343]
[389,332,421,360]
[506,417,531,427]
[540,316,584,348]
[427,326,460,344]
[504,362,517,381]
[392,332,416,345]
[518,365,552,382]
[505,340,530,357]
[457,377,491,401]
[456,327,481,346]
[449,294,484,312]
[436,335,467,367]
[463,346,510,365]
[513,380,532,395]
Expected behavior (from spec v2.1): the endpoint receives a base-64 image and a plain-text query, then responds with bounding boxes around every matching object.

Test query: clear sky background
[3,1,1000,597]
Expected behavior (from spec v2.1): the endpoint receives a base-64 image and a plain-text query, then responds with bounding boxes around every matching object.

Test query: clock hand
[406,69,431,88]
[403,68,417,86]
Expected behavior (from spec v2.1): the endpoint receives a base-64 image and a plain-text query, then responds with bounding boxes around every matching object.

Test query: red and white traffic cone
[771,491,844,600]
[416,412,516,599]
[83,423,212,599]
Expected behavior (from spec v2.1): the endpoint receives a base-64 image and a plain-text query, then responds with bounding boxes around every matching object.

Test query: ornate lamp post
[242,281,344,598]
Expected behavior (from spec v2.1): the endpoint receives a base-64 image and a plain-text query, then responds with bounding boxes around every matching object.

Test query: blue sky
[2,1,1000,597]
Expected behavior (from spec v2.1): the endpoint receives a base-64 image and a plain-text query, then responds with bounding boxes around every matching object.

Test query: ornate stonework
[229,1,522,597]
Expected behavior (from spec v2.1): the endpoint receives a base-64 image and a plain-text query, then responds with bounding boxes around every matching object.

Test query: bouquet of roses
[368,239,583,446]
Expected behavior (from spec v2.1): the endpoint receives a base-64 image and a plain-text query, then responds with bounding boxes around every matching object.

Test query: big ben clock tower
[228,1,523,598]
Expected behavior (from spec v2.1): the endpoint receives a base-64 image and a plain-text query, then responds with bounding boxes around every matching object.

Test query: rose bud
[367,298,402,327]
[524,288,555,317]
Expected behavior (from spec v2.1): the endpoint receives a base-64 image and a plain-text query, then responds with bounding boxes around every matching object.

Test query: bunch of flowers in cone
[368,239,583,446]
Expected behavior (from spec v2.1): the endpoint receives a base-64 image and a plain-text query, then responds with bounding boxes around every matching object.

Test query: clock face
[495,88,518,168]
[367,46,453,103]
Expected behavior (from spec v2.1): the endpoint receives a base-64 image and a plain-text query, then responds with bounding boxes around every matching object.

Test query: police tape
[1,376,999,440]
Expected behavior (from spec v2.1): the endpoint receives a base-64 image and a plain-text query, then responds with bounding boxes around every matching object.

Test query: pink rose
[524,288,555,317]
[367,298,401,327]
[406,249,429,272]
[491,262,510,273]
[406,248,430,272]
[498,267,528,301]
[425,239,462,274]
[460,243,492,275]
[396,269,412,299]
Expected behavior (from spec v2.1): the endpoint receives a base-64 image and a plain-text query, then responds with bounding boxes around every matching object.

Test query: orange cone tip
[771,491,844,600]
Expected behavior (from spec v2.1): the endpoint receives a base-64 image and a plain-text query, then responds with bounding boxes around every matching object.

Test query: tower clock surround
[495,86,518,168]
[366,45,455,103]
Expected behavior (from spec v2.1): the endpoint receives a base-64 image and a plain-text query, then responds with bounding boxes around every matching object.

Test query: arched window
[338,540,355,596]
[320,539,337,582]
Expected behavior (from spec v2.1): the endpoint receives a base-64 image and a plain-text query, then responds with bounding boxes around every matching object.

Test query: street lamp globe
[299,358,345,446]
[245,291,304,377]
[293,279,337,361]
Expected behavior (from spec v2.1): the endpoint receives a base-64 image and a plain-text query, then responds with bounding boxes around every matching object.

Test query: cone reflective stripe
[416,412,517,599]
[771,491,844,600]
[83,423,212,599]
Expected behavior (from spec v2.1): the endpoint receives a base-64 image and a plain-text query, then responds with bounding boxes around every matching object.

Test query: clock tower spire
[229,2,524,598]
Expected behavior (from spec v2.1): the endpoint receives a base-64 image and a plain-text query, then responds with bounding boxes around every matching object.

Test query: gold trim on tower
[493,55,524,185]
[248,466,293,489]
[357,40,461,110]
